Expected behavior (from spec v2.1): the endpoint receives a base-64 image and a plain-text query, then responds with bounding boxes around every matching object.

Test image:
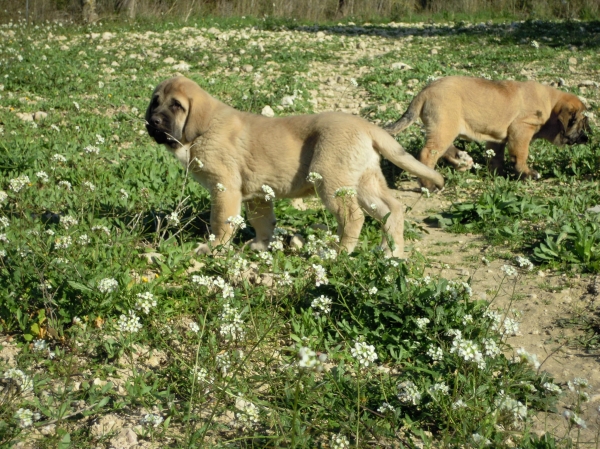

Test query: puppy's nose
[150,116,162,127]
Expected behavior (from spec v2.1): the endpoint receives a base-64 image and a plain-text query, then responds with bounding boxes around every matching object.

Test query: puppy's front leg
[245,198,276,251]
[195,189,243,254]
[507,124,540,180]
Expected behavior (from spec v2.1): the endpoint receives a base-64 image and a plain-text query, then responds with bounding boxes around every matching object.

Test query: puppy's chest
[171,143,192,168]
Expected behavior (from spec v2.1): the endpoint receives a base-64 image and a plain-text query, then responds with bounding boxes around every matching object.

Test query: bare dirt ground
[403,188,600,444]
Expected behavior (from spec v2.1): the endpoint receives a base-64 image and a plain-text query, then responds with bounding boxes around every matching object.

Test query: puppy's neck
[170,142,193,169]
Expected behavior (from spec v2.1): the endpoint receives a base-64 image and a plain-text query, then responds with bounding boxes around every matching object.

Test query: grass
[0,14,599,448]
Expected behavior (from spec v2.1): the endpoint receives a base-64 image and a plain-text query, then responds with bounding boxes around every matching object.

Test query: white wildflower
[215,183,226,192]
[351,340,378,367]
[261,184,275,201]
[334,187,357,198]
[117,310,142,333]
[415,317,430,329]
[226,215,246,229]
[36,171,49,183]
[60,215,78,229]
[306,172,323,183]
[9,175,30,192]
[141,414,163,428]
[98,277,118,293]
[135,292,157,314]
[397,380,421,405]
[189,321,200,333]
[58,180,72,190]
[330,433,350,449]
[51,154,67,163]
[54,236,72,249]
[515,348,540,369]
[311,295,332,317]
[427,346,444,361]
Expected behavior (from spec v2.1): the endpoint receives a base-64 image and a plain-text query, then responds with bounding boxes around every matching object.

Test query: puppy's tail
[384,94,424,136]
[371,126,444,190]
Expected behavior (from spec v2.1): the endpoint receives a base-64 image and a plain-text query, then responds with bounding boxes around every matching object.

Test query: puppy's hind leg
[246,198,276,251]
[419,127,457,190]
[357,171,405,258]
[315,181,365,255]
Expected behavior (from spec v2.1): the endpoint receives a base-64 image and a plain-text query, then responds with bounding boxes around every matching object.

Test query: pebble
[261,105,275,117]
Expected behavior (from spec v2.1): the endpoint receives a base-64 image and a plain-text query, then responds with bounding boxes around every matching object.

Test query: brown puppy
[386,76,590,189]
[146,76,444,258]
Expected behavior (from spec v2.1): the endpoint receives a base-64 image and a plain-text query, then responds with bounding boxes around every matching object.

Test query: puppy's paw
[248,238,271,252]
[455,150,474,172]
[194,243,212,255]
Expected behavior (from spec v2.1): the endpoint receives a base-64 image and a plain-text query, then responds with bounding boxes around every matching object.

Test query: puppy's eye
[172,101,184,111]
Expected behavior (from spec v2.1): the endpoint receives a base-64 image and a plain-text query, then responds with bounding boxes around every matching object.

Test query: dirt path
[397,187,600,442]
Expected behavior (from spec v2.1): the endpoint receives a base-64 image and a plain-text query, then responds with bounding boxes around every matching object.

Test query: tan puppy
[386,76,590,189]
[146,76,444,257]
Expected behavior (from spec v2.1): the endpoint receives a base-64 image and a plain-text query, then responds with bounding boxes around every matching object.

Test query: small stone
[40,424,56,436]
[568,57,577,65]
[316,31,325,38]
[391,62,412,70]
[537,270,546,277]
[146,355,161,368]
[430,48,438,55]
[33,111,48,121]
[568,66,577,73]
[356,41,366,50]
[16,112,34,122]
[242,64,253,73]
[163,57,176,64]
[558,78,567,87]
[261,105,275,117]
[281,96,294,106]
[138,252,163,264]
[290,234,305,250]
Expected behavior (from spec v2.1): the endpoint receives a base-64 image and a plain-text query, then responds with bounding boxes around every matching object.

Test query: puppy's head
[146,76,209,149]
[555,96,590,146]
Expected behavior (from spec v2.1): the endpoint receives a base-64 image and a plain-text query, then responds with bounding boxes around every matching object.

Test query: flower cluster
[515,255,534,271]
[312,264,329,287]
[15,408,40,428]
[306,172,323,183]
[305,232,338,260]
[514,348,540,369]
[235,395,260,429]
[9,174,30,192]
[54,236,72,249]
[297,346,327,371]
[135,292,157,314]
[310,295,332,317]
[227,215,246,229]
[450,335,486,369]
[351,340,378,367]
[397,380,421,405]
[98,277,118,293]
[219,303,245,341]
[330,434,350,449]
[60,215,78,229]
[334,186,357,198]
[261,184,275,201]
[141,414,164,427]
[495,391,528,427]
[3,368,33,393]
[118,310,143,333]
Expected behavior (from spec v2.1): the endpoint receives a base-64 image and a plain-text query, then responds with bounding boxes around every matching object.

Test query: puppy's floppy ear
[557,104,576,132]
[184,88,214,143]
